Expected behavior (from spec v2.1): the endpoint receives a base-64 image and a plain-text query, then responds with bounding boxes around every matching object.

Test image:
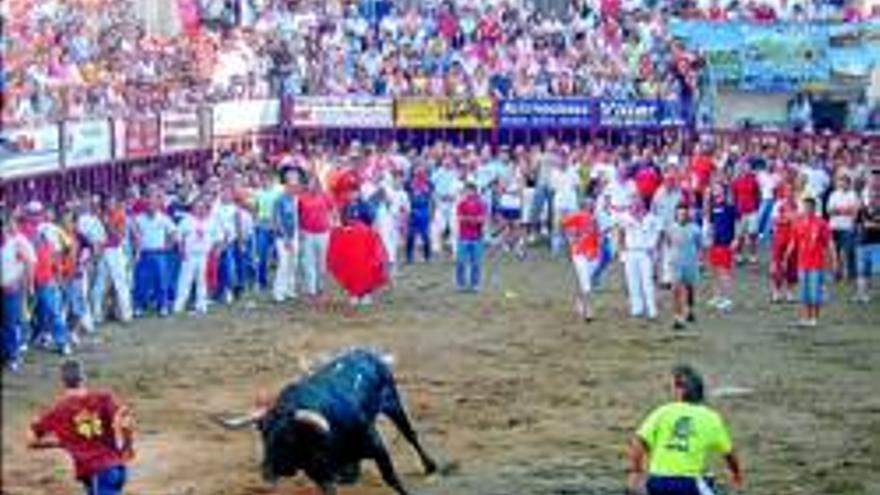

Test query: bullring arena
[3,253,879,494]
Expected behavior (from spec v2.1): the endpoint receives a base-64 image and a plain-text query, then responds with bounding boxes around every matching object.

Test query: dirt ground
[2,253,879,495]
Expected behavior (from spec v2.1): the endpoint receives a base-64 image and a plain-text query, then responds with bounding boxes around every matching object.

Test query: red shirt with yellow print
[31,391,132,480]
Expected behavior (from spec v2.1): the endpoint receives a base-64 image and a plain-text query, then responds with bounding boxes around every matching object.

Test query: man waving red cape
[327,203,388,301]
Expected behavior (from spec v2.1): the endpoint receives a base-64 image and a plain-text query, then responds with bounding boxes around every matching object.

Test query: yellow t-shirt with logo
[636,401,732,477]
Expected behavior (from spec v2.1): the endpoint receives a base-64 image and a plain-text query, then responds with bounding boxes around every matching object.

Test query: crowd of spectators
[4,0,876,127]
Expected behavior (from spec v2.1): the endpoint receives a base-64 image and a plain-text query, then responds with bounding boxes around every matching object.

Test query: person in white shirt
[551,159,581,256]
[652,172,684,288]
[133,197,177,317]
[620,201,662,320]
[826,175,860,280]
[375,175,410,280]
[174,200,218,315]
[756,161,781,240]
[2,212,36,372]
[430,160,463,258]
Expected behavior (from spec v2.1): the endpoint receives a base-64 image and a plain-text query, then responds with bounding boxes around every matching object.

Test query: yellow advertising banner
[395,98,495,129]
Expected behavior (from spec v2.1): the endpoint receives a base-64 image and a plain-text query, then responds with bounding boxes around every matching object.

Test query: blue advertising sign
[498,99,595,128]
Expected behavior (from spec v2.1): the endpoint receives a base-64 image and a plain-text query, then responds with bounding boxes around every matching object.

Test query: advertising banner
[396,98,494,129]
[65,119,113,167]
[290,96,394,128]
[119,116,161,159]
[0,125,62,179]
[498,99,595,128]
[161,111,203,152]
[213,99,281,136]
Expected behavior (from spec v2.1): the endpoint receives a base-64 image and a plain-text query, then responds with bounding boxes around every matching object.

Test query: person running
[628,365,745,495]
[562,199,601,321]
[667,205,703,330]
[786,197,837,327]
[28,359,134,495]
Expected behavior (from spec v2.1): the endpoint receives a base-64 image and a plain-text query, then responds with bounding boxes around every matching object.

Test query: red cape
[328,223,388,297]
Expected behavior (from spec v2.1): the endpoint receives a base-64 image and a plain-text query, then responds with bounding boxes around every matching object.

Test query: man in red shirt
[28,359,134,495]
[298,173,336,302]
[786,198,837,327]
[730,162,760,264]
[455,183,487,293]
[770,187,798,303]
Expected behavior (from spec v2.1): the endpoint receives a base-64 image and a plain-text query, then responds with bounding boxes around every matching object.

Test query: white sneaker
[717,299,733,312]
[707,297,721,307]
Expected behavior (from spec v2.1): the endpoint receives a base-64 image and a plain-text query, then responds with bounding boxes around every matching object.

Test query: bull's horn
[294,409,331,434]
[213,409,265,430]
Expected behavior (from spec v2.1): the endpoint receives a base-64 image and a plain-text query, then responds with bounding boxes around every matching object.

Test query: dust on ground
[3,253,879,495]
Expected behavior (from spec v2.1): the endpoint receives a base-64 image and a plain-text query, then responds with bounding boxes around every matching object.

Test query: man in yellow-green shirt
[628,365,744,495]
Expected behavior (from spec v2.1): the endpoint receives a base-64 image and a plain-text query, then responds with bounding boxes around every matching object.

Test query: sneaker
[717,299,733,312]
[686,313,696,323]
[6,360,22,374]
[707,297,721,307]
[60,344,73,357]
[673,319,686,330]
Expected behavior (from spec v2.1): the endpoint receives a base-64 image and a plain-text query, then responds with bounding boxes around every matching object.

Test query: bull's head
[216,406,331,484]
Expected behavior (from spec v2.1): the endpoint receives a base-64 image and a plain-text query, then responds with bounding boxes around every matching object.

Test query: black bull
[217,349,438,495]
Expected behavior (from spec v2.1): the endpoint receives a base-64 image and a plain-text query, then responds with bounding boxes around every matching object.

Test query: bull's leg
[381,393,438,475]
[367,428,410,495]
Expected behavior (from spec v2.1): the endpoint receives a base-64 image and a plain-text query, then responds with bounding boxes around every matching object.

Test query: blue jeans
[215,245,238,301]
[857,243,880,277]
[757,198,775,240]
[456,240,484,291]
[800,270,825,306]
[255,226,275,290]
[2,291,24,363]
[234,237,255,295]
[34,284,69,349]
[82,465,127,495]
[406,219,431,263]
[134,251,168,314]
[833,229,856,280]
[591,235,613,288]
[164,250,181,308]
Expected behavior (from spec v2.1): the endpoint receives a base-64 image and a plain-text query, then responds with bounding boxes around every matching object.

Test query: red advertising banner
[124,117,160,158]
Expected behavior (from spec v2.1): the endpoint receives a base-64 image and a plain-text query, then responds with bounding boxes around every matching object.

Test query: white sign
[213,99,281,136]
[290,97,394,128]
[161,111,203,152]
[65,119,113,167]
[0,125,61,179]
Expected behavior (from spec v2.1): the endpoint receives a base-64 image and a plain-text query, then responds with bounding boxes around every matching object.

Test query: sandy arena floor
[2,253,879,495]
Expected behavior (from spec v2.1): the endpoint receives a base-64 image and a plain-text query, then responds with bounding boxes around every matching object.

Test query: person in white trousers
[621,201,662,320]
[652,171,683,288]
[87,198,133,325]
[375,176,409,280]
[298,175,335,299]
[431,160,462,258]
[272,173,300,302]
[174,200,217,314]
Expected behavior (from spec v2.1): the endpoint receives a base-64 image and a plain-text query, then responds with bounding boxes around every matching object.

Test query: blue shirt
[710,203,737,246]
